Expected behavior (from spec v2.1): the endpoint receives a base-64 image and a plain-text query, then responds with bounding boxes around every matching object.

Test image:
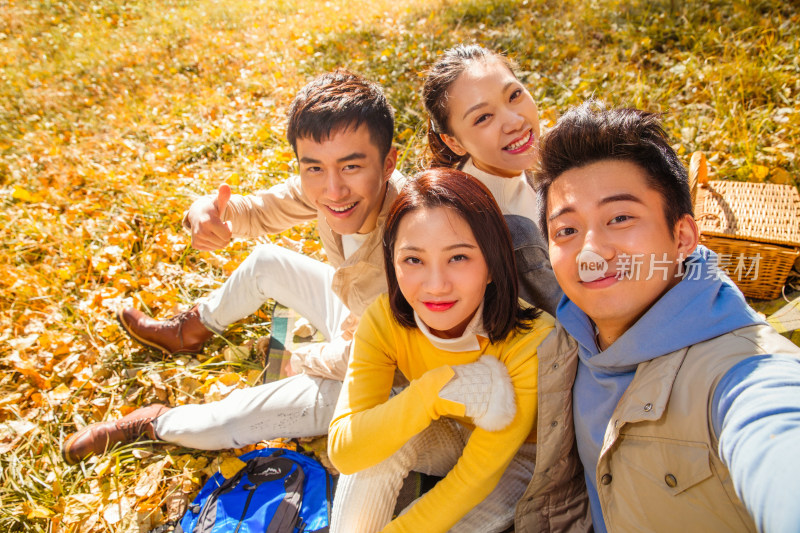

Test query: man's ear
[674,214,700,257]
[440,133,467,157]
[383,147,398,182]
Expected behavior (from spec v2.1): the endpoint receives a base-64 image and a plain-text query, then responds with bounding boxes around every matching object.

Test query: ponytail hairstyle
[422,44,519,168]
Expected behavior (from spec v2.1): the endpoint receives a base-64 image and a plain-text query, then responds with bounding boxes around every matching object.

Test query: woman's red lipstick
[424,301,456,311]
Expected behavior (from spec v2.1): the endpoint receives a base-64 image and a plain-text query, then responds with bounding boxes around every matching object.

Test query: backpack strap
[191,464,252,533]
[266,460,306,533]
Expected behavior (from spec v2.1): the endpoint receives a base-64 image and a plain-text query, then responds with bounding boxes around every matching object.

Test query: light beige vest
[597,324,799,532]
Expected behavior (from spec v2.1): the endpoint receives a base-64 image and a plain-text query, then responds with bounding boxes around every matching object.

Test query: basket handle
[689,151,708,204]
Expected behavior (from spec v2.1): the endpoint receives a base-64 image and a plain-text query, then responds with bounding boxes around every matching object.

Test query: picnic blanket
[261,303,325,383]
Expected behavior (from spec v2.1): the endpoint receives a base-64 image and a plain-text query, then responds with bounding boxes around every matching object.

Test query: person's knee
[234,243,300,286]
[247,243,288,270]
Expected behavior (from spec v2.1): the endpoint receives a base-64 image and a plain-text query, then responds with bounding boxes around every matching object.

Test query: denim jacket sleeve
[505,214,562,318]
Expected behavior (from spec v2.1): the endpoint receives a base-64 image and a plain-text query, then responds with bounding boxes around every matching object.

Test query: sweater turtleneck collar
[461,158,524,181]
[413,302,487,352]
[460,159,536,220]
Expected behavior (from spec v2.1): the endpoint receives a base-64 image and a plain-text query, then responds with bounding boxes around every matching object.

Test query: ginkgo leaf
[218,456,247,479]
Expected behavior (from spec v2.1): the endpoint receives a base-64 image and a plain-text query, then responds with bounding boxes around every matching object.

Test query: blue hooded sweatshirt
[558,246,800,532]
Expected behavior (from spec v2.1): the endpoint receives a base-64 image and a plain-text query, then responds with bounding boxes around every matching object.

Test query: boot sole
[116,309,205,356]
[61,431,86,465]
[61,427,115,465]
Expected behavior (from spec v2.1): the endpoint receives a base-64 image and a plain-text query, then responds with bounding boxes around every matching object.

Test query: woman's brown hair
[383,167,539,342]
[422,44,519,169]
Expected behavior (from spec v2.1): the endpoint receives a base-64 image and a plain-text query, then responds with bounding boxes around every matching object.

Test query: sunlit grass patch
[1,0,798,530]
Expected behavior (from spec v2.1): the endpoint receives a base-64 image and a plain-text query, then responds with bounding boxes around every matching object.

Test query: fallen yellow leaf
[50,383,72,403]
[134,459,166,497]
[12,185,38,202]
[222,345,249,363]
[27,505,54,519]
[93,456,114,476]
[256,126,271,142]
[752,165,770,181]
[217,372,240,387]
[770,168,794,185]
[219,456,246,479]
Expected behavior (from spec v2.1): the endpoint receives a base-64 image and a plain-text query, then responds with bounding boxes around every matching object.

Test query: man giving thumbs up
[62,69,402,462]
[184,183,234,251]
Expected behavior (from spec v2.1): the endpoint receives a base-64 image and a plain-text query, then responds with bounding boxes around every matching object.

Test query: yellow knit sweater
[328,294,553,532]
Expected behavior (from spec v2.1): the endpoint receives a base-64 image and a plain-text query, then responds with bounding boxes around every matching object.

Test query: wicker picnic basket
[689,152,800,300]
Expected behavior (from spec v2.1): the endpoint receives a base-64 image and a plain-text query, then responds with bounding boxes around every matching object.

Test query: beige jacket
[595,324,799,532]
[190,171,404,380]
[515,322,591,533]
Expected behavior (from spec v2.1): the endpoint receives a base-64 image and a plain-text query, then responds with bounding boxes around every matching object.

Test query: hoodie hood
[558,245,765,370]
[560,245,766,533]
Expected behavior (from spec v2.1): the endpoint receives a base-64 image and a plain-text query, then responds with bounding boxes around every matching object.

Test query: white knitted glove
[438,355,516,432]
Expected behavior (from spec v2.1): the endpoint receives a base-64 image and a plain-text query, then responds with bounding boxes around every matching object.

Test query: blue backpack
[177,447,333,533]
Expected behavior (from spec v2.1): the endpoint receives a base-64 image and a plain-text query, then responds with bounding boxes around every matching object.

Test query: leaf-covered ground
[1,0,799,530]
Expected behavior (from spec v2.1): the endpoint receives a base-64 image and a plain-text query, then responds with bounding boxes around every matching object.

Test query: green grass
[1,0,798,529]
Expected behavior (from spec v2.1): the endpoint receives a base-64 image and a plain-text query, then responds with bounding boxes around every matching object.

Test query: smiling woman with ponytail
[421,44,562,317]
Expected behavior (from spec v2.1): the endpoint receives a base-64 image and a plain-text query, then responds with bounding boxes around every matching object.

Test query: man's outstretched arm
[713,353,800,533]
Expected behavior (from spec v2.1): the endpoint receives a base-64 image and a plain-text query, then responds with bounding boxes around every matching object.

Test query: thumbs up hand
[185,184,234,251]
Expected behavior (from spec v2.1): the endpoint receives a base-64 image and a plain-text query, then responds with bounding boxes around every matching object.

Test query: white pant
[153,244,349,449]
[197,243,349,340]
[331,418,536,533]
[153,374,342,449]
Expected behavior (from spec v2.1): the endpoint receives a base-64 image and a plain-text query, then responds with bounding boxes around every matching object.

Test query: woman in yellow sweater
[327,167,554,532]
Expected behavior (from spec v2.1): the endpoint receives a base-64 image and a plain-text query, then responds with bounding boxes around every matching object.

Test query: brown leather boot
[62,404,170,464]
[117,304,214,355]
